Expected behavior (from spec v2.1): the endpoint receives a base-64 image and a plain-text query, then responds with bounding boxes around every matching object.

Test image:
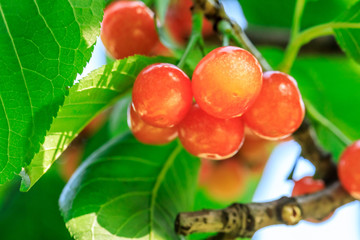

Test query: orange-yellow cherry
[192,46,263,119]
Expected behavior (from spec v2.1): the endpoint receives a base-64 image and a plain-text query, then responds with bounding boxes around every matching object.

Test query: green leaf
[153,0,181,51]
[308,116,346,160]
[20,55,176,192]
[291,56,360,159]
[59,134,200,240]
[333,1,360,64]
[108,93,132,138]
[81,94,131,161]
[0,0,103,184]
[238,0,356,29]
[0,168,72,240]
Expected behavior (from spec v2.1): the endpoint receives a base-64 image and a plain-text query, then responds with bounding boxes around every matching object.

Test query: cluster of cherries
[99,0,360,210]
[197,129,276,202]
[101,0,213,59]
[129,46,305,160]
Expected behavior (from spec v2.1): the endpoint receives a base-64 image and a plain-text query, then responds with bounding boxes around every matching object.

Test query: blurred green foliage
[0,167,72,240]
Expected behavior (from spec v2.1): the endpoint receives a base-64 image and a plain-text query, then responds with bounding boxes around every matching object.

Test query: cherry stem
[177,34,200,69]
[279,22,360,73]
[290,0,306,40]
[217,20,231,46]
[177,11,204,69]
[278,23,334,73]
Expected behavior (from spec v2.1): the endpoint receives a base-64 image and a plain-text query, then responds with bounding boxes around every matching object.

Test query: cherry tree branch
[292,119,338,184]
[176,182,355,239]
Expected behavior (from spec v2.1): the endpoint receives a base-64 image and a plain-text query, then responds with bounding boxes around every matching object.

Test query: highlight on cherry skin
[244,71,305,140]
[127,103,178,145]
[192,46,263,119]
[338,140,360,199]
[132,63,193,128]
[177,104,245,160]
[101,1,159,59]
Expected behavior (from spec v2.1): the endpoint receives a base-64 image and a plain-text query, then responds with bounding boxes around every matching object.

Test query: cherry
[178,104,245,160]
[244,71,305,140]
[192,46,263,119]
[82,111,107,137]
[292,176,333,222]
[128,104,177,145]
[132,63,192,128]
[338,140,360,199]
[205,159,247,202]
[166,0,213,44]
[150,41,173,57]
[292,176,325,197]
[60,144,83,181]
[237,128,275,164]
[235,127,275,174]
[101,1,159,59]
[198,158,214,186]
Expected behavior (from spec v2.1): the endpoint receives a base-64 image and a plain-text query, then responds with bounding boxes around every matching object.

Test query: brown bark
[292,119,338,184]
[176,182,355,238]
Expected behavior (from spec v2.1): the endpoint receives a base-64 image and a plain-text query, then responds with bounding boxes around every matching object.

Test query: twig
[292,119,338,184]
[176,182,355,238]
[192,0,272,71]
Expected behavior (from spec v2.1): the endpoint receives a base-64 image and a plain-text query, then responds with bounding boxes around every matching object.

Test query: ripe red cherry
[132,63,192,128]
[292,176,325,197]
[128,104,177,145]
[244,71,305,140]
[338,140,360,199]
[101,1,158,59]
[166,0,213,44]
[178,104,245,160]
[192,46,263,119]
